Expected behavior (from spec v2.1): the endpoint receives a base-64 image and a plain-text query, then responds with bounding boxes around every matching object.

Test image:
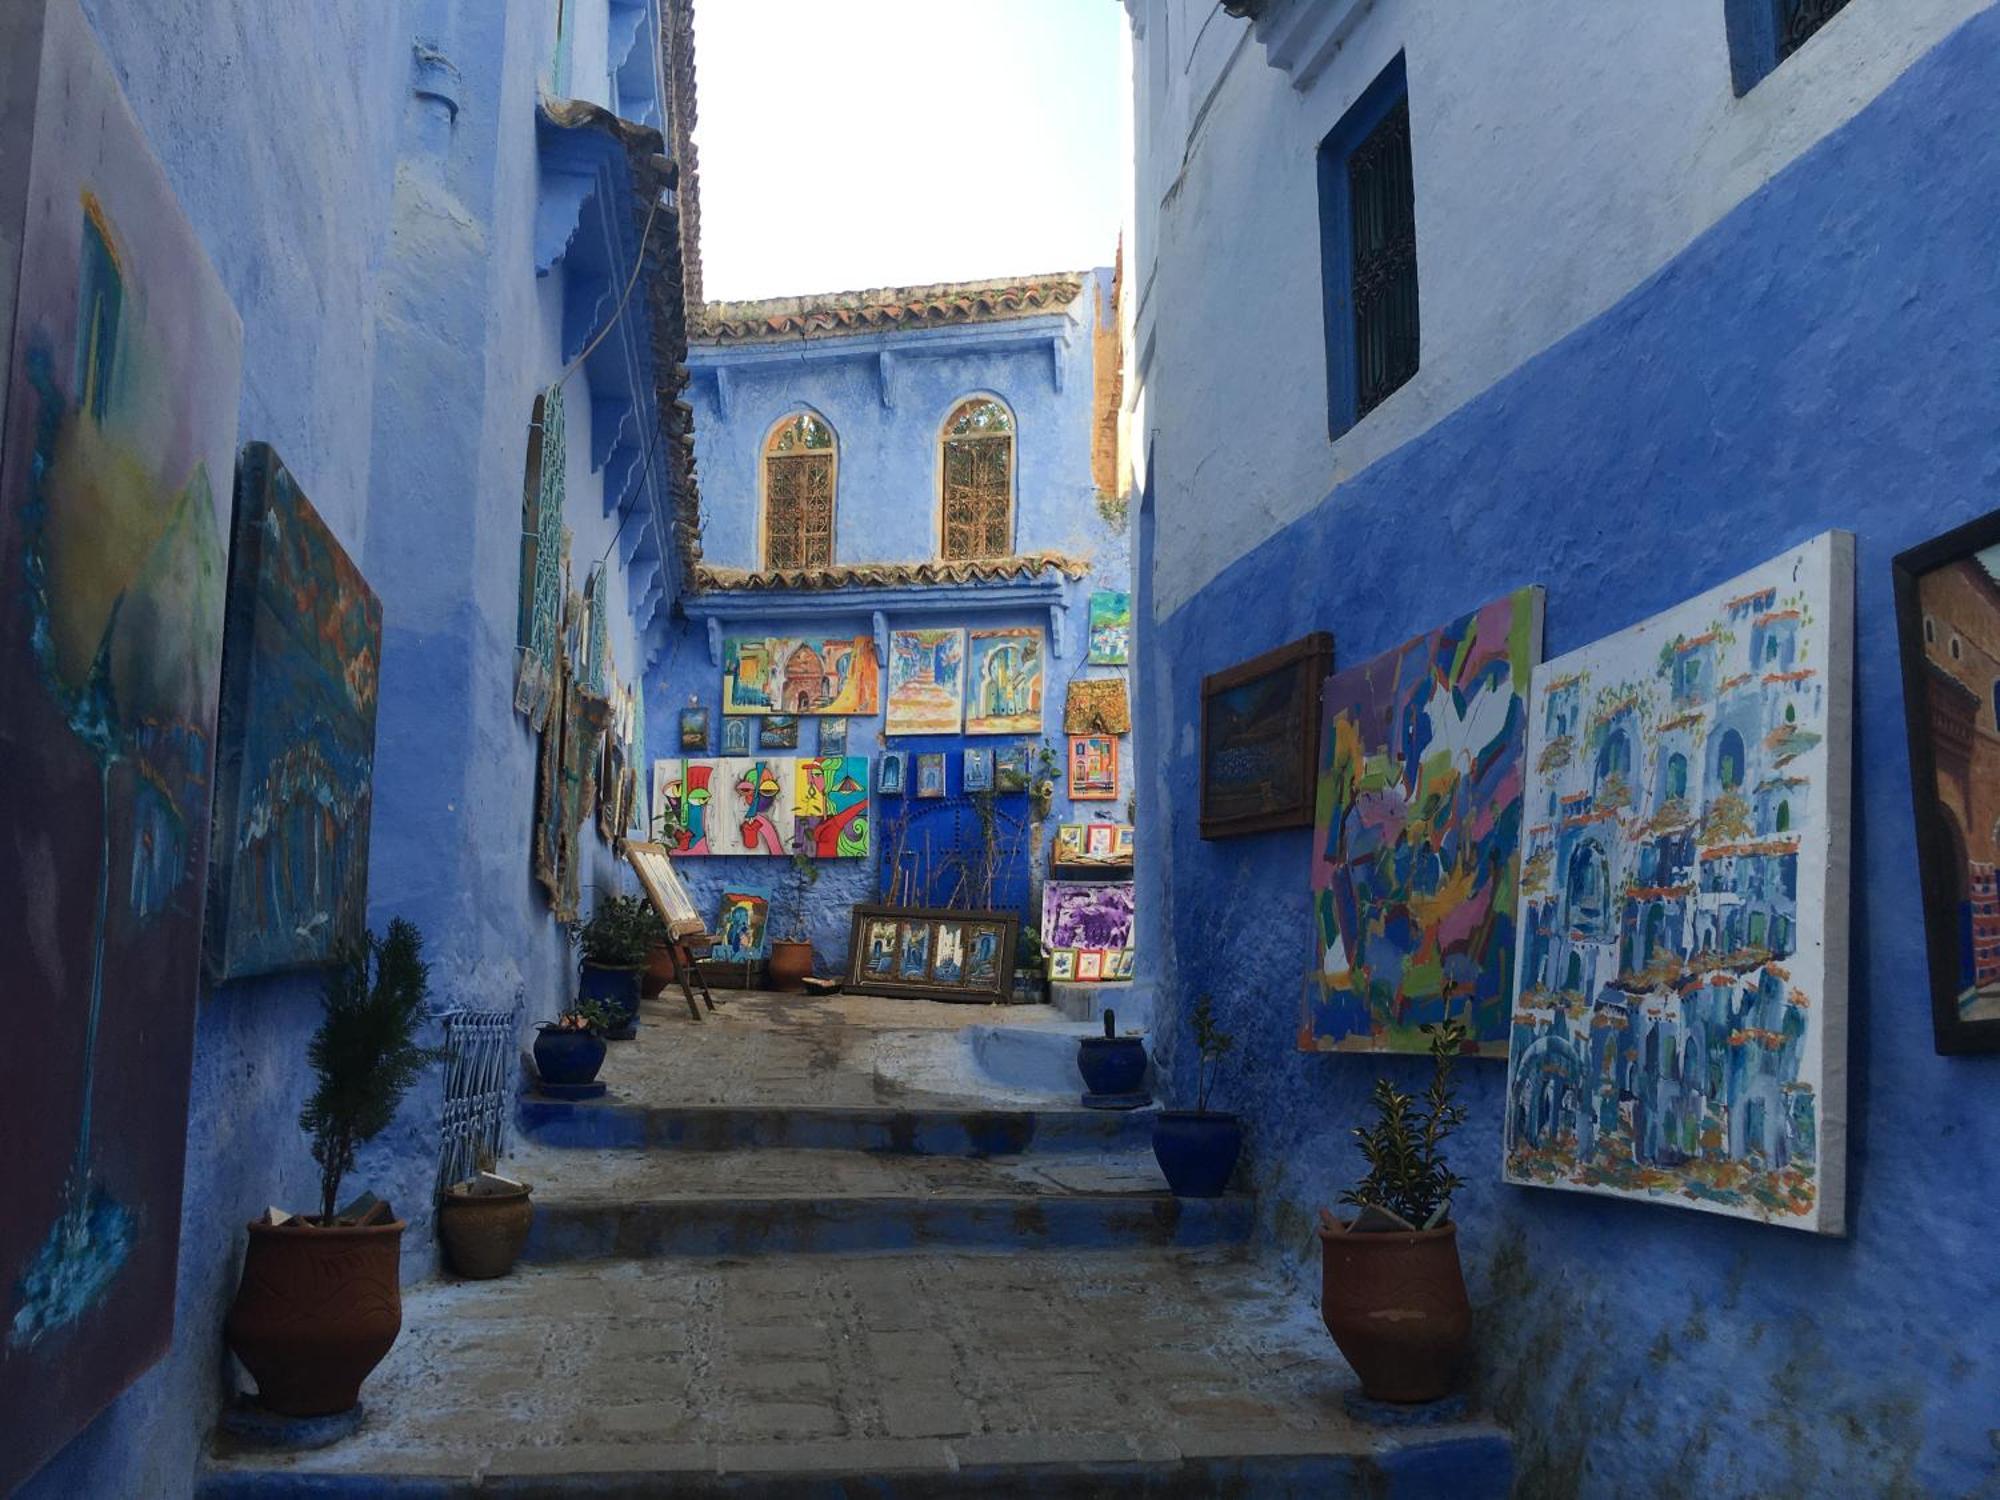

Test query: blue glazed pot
[578,962,644,1025]
[1152,1110,1243,1198]
[533,1028,606,1087]
[1077,1036,1148,1096]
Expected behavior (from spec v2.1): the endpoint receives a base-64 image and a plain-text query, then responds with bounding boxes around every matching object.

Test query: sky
[691,0,1128,304]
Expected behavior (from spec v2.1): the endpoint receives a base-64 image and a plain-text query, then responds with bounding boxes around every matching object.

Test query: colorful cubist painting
[794,755,871,857]
[886,628,965,735]
[966,626,1044,734]
[1504,533,1854,1234]
[1304,588,1544,1058]
[722,633,879,716]
[652,757,798,857]
[714,885,772,962]
[207,444,382,981]
[0,3,245,1487]
[1087,590,1131,665]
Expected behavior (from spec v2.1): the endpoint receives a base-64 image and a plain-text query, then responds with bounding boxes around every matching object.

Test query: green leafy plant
[1339,1021,1468,1229]
[301,919,441,1224]
[1189,994,1234,1113]
[539,1000,616,1036]
[571,894,662,968]
[775,842,821,941]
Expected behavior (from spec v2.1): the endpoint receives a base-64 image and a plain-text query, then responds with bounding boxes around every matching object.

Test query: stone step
[198,1251,1512,1498]
[519,1097,1159,1156]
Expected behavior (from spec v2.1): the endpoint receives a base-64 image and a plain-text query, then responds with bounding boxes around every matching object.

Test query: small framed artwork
[1064,677,1131,736]
[963,746,994,792]
[761,714,799,749]
[820,717,848,755]
[845,904,1019,1001]
[1894,510,2000,1053]
[1088,590,1132,665]
[1112,949,1136,979]
[995,745,1030,793]
[1086,824,1116,857]
[916,752,948,798]
[1049,950,1077,981]
[679,706,709,752]
[721,716,751,755]
[1055,825,1086,862]
[879,752,907,795]
[1199,631,1333,839]
[1076,950,1105,982]
[1115,826,1135,859]
[1069,734,1118,800]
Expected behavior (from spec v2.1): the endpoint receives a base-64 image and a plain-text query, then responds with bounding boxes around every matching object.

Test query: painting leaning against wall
[1503,532,1853,1234]
[0,2,246,1487]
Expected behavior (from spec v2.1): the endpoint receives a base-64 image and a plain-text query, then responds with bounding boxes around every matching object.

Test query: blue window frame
[1316,52,1418,439]
[1725,0,1855,95]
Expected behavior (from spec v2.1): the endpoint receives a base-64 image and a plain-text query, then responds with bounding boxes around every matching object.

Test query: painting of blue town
[209,444,382,981]
[1504,533,1852,1234]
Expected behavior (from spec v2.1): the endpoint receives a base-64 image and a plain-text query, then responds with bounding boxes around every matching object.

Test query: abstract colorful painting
[795,755,871,858]
[879,751,907,795]
[0,4,244,1485]
[995,745,1030,793]
[1088,590,1132,665]
[760,714,798,749]
[1064,676,1131,735]
[651,758,799,857]
[820,716,848,755]
[886,628,964,735]
[714,885,772,963]
[1200,633,1334,838]
[208,444,382,981]
[1305,588,1543,1057]
[1069,734,1119,800]
[1505,533,1853,1234]
[722,633,879,715]
[1893,509,2000,1053]
[916,752,948,798]
[963,747,994,792]
[966,626,1044,734]
[679,705,708,751]
[721,716,751,755]
[1043,881,1137,954]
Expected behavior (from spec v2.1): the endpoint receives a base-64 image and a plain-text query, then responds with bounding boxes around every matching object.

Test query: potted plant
[767,844,820,992]
[532,1000,616,1089]
[572,894,659,1035]
[438,1163,533,1282]
[1012,925,1049,1004]
[1077,1007,1149,1106]
[224,919,438,1417]
[1151,995,1241,1196]
[1317,1020,1472,1404]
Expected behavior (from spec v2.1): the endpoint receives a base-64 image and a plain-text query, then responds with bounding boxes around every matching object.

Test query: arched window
[1567,841,1610,938]
[940,397,1015,560]
[763,412,835,569]
[1664,752,1689,803]
[1715,727,1745,790]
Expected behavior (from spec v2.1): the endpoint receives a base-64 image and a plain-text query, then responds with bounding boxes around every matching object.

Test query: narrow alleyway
[202,993,1511,1496]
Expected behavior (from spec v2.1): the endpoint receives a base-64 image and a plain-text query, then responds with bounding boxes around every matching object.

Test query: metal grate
[1347,96,1419,420]
[1777,0,1851,60]
[436,1008,517,1198]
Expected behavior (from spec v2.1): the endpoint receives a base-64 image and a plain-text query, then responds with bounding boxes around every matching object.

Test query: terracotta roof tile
[692,552,1091,593]
[698,273,1089,344]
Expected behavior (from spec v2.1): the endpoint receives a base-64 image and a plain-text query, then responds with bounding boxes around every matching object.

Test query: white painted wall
[1124,0,1994,617]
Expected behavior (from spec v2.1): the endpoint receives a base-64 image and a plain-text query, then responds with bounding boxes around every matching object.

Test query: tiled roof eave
[690,552,1093,595]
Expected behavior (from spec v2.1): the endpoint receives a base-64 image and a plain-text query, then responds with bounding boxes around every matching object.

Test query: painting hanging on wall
[916,751,948,798]
[721,633,879,715]
[995,745,1030,793]
[1088,590,1132,665]
[966,626,1044,734]
[1305,588,1543,1058]
[886,627,965,735]
[1069,734,1119,800]
[714,885,772,963]
[1504,532,1853,1234]
[1893,509,2000,1054]
[963,747,994,792]
[652,758,799,857]
[879,751,907,795]
[759,714,798,749]
[1199,632,1333,839]
[795,755,871,857]
[0,3,245,1485]
[679,705,708,752]
[819,716,848,755]
[846,904,1019,1002]
[721,716,751,755]
[207,444,383,981]
[1064,676,1132,736]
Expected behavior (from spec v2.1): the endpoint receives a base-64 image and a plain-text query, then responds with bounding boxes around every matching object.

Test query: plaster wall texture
[1137,11,2000,1495]
[1127,0,1993,618]
[23,2,664,1495]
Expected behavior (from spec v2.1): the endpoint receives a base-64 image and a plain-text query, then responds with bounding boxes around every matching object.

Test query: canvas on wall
[1504,533,1853,1234]
[1064,676,1131,736]
[795,755,871,858]
[722,633,879,716]
[652,757,798,857]
[966,626,1044,734]
[1043,880,1137,955]
[1199,632,1334,838]
[1069,734,1118,800]
[886,627,964,735]
[1088,590,1131,665]
[207,443,383,981]
[0,2,245,1485]
[1305,588,1543,1057]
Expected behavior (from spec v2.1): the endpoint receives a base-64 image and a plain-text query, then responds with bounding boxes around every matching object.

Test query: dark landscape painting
[1199,632,1332,838]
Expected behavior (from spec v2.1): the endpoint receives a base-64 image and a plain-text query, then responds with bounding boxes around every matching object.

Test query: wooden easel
[625,842,718,1022]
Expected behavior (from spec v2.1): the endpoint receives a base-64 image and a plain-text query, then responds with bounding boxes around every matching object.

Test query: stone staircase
[201,991,1512,1497]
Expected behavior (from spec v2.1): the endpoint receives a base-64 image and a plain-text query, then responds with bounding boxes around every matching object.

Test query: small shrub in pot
[1151,995,1242,1196]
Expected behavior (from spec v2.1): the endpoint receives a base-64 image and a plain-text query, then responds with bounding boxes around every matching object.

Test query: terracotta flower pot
[225,1217,405,1416]
[767,939,813,993]
[1318,1218,1470,1403]
[438,1181,534,1280]
[642,940,678,997]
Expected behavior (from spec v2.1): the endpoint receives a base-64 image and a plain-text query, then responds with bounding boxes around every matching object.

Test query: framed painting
[207,444,382,981]
[1069,734,1119,800]
[1305,588,1543,1057]
[1043,880,1137,953]
[1893,509,2000,1053]
[714,885,773,962]
[819,716,848,755]
[886,628,965,735]
[759,714,798,749]
[966,626,1044,734]
[722,633,879,716]
[1088,590,1132,665]
[1064,676,1131,736]
[916,752,948,798]
[795,755,870,858]
[963,746,994,792]
[1504,532,1853,1234]
[679,706,708,751]
[995,745,1030,792]
[845,904,1019,1002]
[721,716,751,755]
[1199,631,1334,839]
[879,751,907,795]
[0,2,245,1485]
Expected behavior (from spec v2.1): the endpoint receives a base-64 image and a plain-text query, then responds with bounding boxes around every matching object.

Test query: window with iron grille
[940,398,1015,560]
[1725,0,1856,94]
[763,411,835,569]
[1316,54,1417,439]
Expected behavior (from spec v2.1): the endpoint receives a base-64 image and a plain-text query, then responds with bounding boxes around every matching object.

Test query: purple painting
[1042,880,1137,952]
[0,2,244,1488]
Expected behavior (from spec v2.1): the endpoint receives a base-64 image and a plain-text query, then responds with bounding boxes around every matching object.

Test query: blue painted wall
[23,2,667,1494]
[1143,12,2000,1495]
[650,277,1131,968]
